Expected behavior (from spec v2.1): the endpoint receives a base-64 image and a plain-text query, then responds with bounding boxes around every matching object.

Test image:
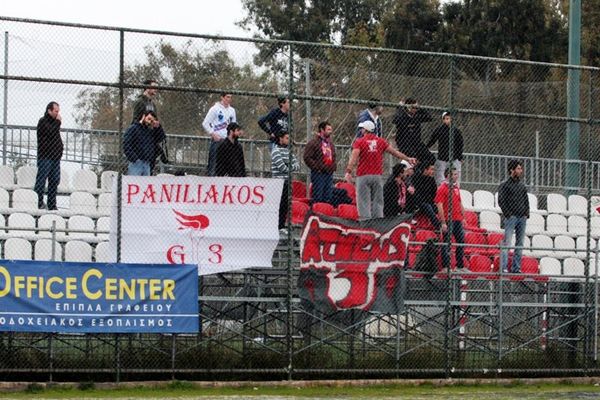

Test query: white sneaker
[279,228,288,236]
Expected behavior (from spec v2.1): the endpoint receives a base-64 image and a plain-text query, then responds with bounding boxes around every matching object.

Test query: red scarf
[319,133,333,166]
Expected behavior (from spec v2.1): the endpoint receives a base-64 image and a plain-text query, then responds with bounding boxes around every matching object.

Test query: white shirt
[202,102,237,139]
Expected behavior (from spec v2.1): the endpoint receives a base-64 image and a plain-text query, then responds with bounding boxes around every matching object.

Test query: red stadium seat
[521,256,540,274]
[464,232,488,255]
[291,200,310,225]
[292,180,310,204]
[337,204,359,221]
[486,232,504,256]
[464,211,486,232]
[312,202,336,216]
[467,254,494,279]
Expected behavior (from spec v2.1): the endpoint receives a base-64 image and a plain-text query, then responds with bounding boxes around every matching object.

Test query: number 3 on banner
[208,244,223,264]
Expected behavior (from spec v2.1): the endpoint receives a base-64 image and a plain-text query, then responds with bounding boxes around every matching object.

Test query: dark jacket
[427,124,464,162]
[132,94,157,123]
[498,176,530,218]
[123,122,165,163]
[37,112,63,160]
[383,177,411,217]
[216,137,246,177]
[258,107,288,141]
[303,135,337,174]
[393,107,432,155]
[412,172,438,206]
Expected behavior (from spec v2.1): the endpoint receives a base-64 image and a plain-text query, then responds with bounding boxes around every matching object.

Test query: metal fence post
[2,31,7,166]
[286,43,295,381]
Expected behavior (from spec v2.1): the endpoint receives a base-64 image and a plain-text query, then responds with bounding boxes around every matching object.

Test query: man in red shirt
[435,167,465,271]
[345,121,417,220]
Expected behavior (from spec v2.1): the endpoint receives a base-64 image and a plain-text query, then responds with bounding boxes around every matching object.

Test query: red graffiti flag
[299,213,411,314]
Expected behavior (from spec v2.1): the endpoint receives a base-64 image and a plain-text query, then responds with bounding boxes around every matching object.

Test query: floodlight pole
[565,0,581,195]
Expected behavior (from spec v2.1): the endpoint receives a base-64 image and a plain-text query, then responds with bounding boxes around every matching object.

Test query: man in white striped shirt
[271,132,299,234]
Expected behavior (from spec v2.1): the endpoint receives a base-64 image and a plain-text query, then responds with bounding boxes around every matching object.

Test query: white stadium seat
[72,169,98,192]
[563,257,585,280]
[531,234,554,258]
[37,214,67,240]
[460,189,473,211]
[97,193,112,216]
[0,188,9,211]
[0,165,16,190]
[12,188,39,212]
[576,236,596,259]
[4,237,32,260]
[566,194,588,216]
[479,210,502,232]
[64,240,93,262]
[67,215,95,240]
[539,257,562,276]
[100,170,118,192]
[545,214,568,237]
[553,235,576,259]
[7,213,36,239]
[34,239,63,261]
[96,217,110,240]
[473,190,498,212]
[57,167,71,193]
[94,241,114,263]
[568,215,587,236]
[69,191,97,216]
[528,193,547,215]
[16,165,37,189]
[525,213,545,236]
[547,193,567,215]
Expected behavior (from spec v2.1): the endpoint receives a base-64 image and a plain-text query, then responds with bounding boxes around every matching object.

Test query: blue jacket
[123,122,165,163]
[356,109,383,138]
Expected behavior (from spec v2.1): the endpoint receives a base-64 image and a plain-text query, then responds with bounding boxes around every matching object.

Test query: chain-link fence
[1,16,600,381]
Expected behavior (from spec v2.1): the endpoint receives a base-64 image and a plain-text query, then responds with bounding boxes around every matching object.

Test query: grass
[0,381,600,399]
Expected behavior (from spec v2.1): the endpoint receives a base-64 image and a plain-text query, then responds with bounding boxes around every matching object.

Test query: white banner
[109,176,283,275]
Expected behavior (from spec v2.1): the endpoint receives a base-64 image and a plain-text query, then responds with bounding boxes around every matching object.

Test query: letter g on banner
[167,245,186,264]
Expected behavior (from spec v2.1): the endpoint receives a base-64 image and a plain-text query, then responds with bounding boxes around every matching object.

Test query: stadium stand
[16,165,36,189]
[4,237,32,260]
[547,193,567,214]
[34,239,63,261]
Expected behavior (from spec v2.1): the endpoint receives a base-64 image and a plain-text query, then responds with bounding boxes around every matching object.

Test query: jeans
[310,171,333,204]
[355,174,384,220]
[435,159,462,186]
[418,202,441,229]
[206,139,222,177]
[34,159,61,209]
[500,215,527,273]
[441,220,465,270]
[127,159,151,176]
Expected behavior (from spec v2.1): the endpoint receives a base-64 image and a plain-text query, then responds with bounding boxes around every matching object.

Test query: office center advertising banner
[110,176,283,275]
[0,260,198,333]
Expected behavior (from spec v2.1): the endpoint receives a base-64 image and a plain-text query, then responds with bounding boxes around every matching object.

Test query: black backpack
[414,238,439,278]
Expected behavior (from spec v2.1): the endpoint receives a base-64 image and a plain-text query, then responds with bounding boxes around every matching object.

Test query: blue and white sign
[0,260,198,333]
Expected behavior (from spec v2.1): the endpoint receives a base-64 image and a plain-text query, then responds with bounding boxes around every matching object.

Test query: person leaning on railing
[123,110,165,176]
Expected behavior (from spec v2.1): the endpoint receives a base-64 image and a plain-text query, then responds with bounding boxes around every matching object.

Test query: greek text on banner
[0,260,198,333]
[109,176,283,275]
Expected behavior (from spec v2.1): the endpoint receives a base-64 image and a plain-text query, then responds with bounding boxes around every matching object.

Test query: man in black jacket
[216,123,246,177]
[34,102,63,210]
[427,111,464,185]
[123,111,165,176]
[411,160,441,230]
[498,160,529,273]
[258,96,289,152]
[393,98,433,162]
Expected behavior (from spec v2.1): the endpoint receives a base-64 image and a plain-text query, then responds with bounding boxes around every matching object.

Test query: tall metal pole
[565,0,581,194]
[3,31,8,166]
[304,59,311,193]
[286,44,294,381]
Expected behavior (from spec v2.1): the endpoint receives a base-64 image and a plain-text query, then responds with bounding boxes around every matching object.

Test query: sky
[1,0,250,38]
[0,0,253,127]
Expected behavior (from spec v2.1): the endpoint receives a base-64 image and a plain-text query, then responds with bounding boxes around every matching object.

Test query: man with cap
[356,98,383,138]
[215,122,246,177]
[427,111,464,185]
[345,120,417,220]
